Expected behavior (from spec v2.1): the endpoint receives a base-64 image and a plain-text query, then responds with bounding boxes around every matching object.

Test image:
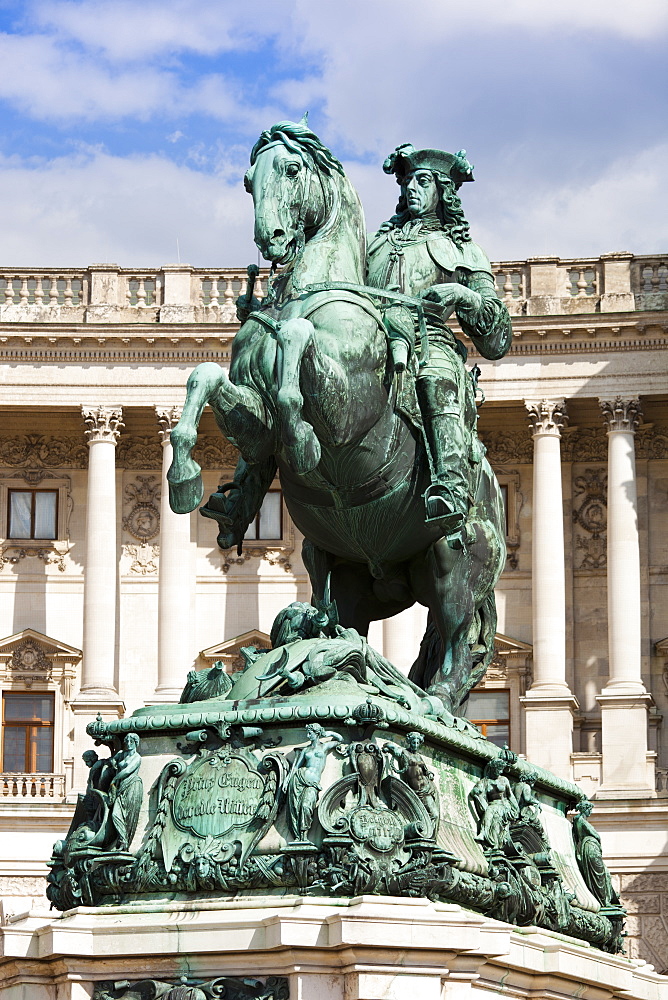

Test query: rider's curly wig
[250,119,345,177]
[380,173,471,246]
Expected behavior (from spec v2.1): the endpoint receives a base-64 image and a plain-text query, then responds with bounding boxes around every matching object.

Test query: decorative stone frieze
[635,424,668,459]
[480,430,533,465]
[194,434,239,469]
[122,475,160,541]
[82,405,124,443]
[560,427,607,462]
[600,396,642,433]
[0,433,87,468]
[94,977,289,1000]
[116,435,162,469]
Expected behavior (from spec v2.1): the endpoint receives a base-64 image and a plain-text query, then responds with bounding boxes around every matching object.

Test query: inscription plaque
[350,805,404,852]
[172,750,265,840]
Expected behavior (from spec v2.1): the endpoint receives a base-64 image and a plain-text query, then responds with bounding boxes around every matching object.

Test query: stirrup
[423,483,467,534]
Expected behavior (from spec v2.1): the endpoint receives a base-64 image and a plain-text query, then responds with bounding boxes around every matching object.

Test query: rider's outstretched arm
[455,271,512,361]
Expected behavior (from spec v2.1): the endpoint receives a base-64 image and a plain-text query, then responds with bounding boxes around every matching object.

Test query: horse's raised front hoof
[286,424,321,475]
[168,474,204,514]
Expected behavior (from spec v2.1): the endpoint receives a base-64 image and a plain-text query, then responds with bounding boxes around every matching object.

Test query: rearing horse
[167,120,506,715]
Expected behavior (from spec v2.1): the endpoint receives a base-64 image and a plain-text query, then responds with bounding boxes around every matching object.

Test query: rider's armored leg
[416,373,470,535]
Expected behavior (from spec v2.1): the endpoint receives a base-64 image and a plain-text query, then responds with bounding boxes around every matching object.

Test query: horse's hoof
[168,475,204,513]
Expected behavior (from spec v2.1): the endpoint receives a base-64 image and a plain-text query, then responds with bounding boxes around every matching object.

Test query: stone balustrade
[0,772,66,799]
[656,767,668,796]
[0,254,664,325]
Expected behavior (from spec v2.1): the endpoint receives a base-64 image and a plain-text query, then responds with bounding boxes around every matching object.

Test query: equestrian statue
[167,117,512,716]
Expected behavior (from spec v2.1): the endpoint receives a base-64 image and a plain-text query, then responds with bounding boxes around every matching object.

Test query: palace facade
[0,252,667,968]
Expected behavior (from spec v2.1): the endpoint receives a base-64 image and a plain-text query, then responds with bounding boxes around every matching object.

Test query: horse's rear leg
[276,318,321,474]
[410,540,474,714]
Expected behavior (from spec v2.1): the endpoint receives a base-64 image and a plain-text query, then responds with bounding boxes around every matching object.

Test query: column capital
[600,396,642,433]
[155,405,183,445]
[525,398,568,437]
[82,405,124,444]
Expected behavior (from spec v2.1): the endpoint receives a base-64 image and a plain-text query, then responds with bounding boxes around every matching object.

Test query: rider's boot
[421,412,471,536]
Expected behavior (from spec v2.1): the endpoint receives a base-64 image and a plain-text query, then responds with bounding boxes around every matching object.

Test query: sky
[0,0,666,267]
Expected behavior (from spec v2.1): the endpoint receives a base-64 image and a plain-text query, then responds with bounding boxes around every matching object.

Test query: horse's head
[245,119,345,266]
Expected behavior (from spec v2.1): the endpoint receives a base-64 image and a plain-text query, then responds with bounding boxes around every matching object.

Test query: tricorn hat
[383,143,474,189]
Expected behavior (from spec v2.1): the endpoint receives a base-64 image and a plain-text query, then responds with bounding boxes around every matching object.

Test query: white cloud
[33,0,286,61]
[450,141,668,260]
[0,148,257,267]
[0,25,280,124]
[0,32,180,119]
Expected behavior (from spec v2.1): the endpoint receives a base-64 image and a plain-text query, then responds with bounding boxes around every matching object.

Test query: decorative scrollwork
[0,434,87,468]
[572,468,607,570]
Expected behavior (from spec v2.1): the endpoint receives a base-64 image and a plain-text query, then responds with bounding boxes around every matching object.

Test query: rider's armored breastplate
[367,229,452,295]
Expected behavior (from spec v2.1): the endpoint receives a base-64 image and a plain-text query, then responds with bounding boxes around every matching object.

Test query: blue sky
[0,0,666,266]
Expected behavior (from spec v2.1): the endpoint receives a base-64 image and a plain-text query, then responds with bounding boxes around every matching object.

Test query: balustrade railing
[0,272,84,307]
[0,772,66,799]
[656,767,668,796]
[0,255,664,325]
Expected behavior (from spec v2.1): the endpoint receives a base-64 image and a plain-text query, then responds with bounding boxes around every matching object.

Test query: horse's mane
[250,120,345,177]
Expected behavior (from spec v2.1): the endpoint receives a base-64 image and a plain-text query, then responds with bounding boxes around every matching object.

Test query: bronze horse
[167,121,506,715]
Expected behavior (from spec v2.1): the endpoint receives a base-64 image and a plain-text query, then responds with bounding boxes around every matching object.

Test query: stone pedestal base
[520,693,578,780]
[596,692,656,798]
[0,897,664,1000]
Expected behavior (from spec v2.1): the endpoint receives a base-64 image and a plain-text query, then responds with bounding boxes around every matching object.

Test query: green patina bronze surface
[47,121,625,956]
[47,603,625,954]
[166,117,509,715]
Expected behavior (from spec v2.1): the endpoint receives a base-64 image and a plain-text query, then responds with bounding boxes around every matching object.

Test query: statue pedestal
[0,896,664,1000]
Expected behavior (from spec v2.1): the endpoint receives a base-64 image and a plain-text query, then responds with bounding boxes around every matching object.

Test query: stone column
[154,406,195,700]
[597,397,654,796]
[520,400,577,779]
[71,406,125,793]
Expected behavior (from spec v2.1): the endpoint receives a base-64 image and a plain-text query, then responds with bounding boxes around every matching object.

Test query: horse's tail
[408,615,442,693]
[459,590,498,703]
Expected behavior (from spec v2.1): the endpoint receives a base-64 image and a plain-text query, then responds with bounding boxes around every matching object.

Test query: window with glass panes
[7,489,58,540]
[244,491,282,540]
[2,693,55,772]
[467,690,510,748]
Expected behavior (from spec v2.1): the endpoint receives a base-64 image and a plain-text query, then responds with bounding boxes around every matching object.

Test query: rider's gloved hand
[236,295,262,324]
[419,284,481,314]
